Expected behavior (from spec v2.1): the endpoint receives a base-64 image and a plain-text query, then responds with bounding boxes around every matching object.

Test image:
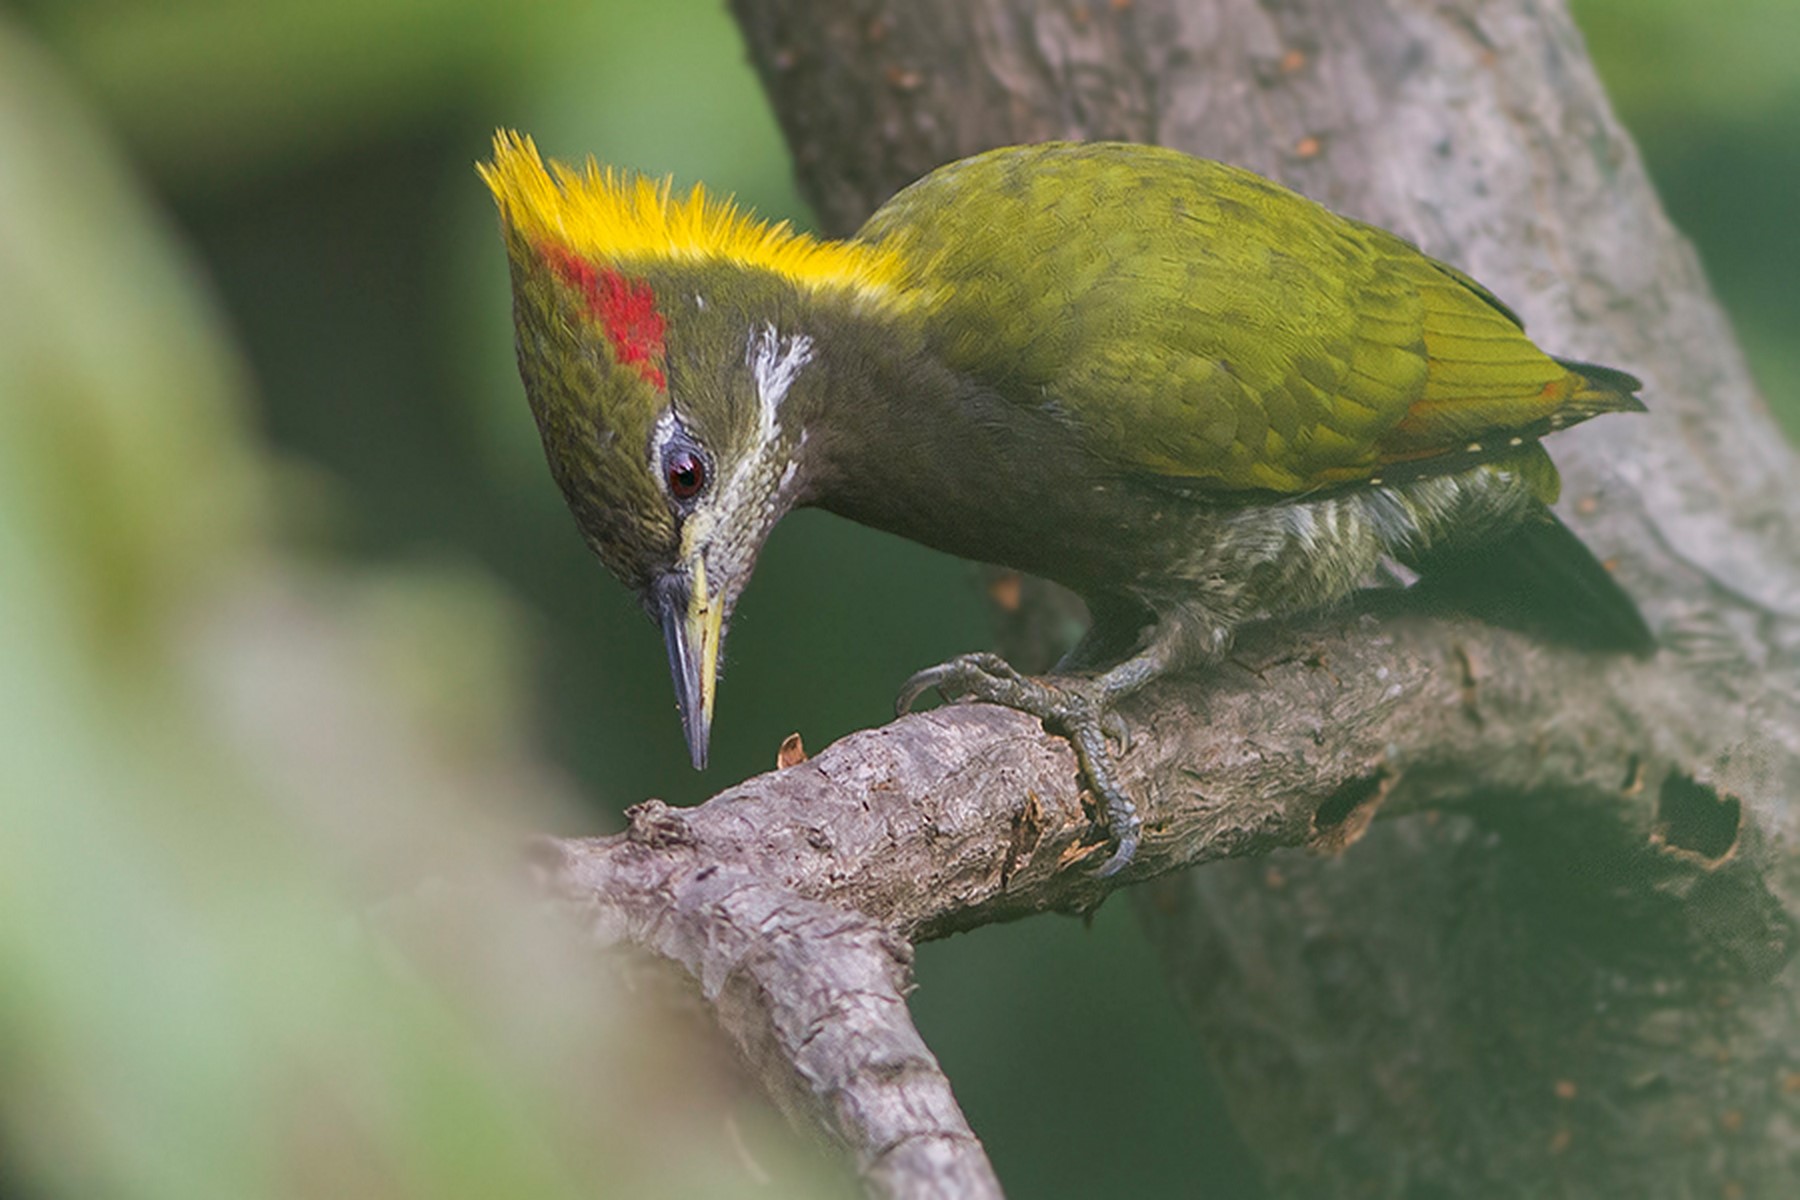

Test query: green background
[2,1,1794,1195]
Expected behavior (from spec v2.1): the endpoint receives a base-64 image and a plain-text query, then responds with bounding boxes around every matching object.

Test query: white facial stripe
[669,333,812,564]
[649,407,680,467]
[746,324,815,441]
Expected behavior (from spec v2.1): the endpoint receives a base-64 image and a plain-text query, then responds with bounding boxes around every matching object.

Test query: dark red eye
[665,449,707,501]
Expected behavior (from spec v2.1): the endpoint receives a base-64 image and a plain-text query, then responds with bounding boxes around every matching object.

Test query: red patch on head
[541,244,667,390]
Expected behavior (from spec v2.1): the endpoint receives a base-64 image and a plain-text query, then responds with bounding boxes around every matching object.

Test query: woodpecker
[480,133,1648,876]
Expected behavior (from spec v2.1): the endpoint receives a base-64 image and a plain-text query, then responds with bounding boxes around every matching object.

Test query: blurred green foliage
[1,1,1792,1197]
[0,11,839,1199]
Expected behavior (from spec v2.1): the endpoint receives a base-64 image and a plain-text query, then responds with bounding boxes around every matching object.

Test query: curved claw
[1091,806,1142,879]
[895,665,951,717]
[895,652,1027,716]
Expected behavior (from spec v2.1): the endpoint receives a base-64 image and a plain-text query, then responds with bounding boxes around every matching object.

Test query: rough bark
[543,1,1800,1195]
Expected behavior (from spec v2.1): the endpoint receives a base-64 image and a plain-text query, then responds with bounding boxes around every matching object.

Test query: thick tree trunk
[729,0,1800,1193]
[546,1,1800,1195]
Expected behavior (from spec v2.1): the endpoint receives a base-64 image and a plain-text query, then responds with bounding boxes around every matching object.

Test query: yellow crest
[478,131,908,305]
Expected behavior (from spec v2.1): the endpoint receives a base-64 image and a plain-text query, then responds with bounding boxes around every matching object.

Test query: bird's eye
[665,447,708,501]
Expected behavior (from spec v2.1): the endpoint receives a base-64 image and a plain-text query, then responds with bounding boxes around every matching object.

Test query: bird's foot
[896,652,1141,877]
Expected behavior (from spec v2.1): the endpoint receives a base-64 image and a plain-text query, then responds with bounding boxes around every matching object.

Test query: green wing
[856,142,1612,494]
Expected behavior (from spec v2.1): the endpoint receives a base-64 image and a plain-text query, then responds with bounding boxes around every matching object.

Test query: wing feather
[857,143,1635,494]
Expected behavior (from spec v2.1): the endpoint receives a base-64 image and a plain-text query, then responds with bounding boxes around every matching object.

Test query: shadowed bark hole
[1653,773,1741,863]
[1309,773,1388,851]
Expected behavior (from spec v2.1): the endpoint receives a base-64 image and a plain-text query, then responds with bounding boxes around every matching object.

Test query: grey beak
[656,574,712,770]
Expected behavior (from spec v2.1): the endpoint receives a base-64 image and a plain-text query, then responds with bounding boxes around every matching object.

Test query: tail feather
[1555,357,1647,418]
[1412,505,1654,655]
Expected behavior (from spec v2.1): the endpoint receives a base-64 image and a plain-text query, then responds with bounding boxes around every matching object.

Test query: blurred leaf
[0,20,838,1199]
[0,19,267,658]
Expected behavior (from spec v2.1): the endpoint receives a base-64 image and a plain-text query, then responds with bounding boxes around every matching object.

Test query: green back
[855,142,1591,494]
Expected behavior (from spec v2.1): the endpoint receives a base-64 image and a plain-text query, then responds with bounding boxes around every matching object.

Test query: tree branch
[555,608,1748,938]
[545,606,1786,1195]
[541,1,1800,1195]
